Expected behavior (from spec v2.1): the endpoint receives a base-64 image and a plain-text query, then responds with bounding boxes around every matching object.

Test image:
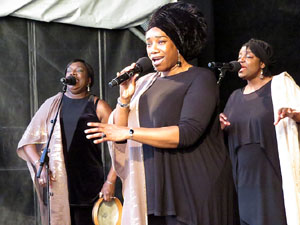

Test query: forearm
[106,167,117,184]
[130,126,179,149]
[23,144,40,166]
[113,98,130,126]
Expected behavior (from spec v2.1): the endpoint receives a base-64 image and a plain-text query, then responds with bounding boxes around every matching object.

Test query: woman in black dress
[220,39,300,225]
[85,3,237,225]
[18,59,116,225]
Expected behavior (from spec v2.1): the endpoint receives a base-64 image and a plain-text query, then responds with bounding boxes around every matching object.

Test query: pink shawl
[17,92,71,225]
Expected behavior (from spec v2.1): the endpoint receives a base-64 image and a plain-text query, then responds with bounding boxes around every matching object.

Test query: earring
[87,84,91,92]
[260,69,264,79]
[177,50,182,67]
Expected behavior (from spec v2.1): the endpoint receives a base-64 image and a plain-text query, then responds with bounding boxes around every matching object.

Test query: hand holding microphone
[108,57,153,87]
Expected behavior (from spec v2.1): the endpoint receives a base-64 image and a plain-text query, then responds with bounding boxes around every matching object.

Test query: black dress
[60,95,104,225]
[139,67,238,225]
[224,80,287,225]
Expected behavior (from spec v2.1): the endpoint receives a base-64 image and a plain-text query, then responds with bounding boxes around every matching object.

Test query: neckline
[159,66,194,78]
[242,79,272,95]
[64,94,90,100]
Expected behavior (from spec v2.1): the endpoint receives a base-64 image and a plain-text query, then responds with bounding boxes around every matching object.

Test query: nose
[148,43,159,54]
[238,54,246,63]
[68,70,77,77]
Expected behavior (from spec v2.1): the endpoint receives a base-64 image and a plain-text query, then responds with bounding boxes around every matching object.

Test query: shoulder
[185,67,217,90]
[92,96,112,111]
[92,96,112,122]
[187,66,217,83]
[45,92,62,103]
[40,93,62,108]
[272,72,297,86]
[227,88,242,104]
[94,96,112,113]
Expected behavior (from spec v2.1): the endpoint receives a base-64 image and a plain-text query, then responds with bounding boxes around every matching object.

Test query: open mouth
[151,56,164,66]
[239,66,246,73]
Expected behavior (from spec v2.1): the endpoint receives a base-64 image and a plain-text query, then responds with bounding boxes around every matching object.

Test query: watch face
[129,129,134,136]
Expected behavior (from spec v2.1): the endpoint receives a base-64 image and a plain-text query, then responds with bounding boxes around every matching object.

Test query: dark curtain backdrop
[1,0,299,224]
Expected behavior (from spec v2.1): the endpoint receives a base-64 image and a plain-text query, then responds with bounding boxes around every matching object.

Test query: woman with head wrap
[220,39,300,225]
[86,2,238,225]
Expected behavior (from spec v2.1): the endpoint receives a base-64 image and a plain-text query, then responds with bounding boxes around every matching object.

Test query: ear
[88,76,92,85]
[260,61,266,69]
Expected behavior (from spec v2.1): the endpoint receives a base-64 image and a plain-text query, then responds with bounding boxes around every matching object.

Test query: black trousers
[148,215,187,225]
[70,205,94,225]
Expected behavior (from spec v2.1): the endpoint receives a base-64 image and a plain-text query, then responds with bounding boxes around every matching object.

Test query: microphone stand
[36,84,67,225]
[216,68,228,85]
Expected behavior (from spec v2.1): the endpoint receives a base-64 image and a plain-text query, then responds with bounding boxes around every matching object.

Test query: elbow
[178,126,203,148]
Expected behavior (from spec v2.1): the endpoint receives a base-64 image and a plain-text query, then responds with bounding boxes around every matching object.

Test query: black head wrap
[243,39,274,76]
[147,2,207,61]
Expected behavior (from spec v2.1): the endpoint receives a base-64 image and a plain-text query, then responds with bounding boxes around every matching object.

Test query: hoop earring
[177,50,182,67]
[87,84,91,92]
[260,69,264,80]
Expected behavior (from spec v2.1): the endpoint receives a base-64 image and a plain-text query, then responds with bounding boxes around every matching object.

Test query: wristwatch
[129,128,134,139]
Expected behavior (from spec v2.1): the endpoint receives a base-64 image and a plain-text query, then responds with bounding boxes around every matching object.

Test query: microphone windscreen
[136,57,153,74]
[229,61,241,72]
[60,75,76,85]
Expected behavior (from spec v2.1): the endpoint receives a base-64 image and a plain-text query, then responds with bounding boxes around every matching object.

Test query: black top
[139,67,237,225]
[60,95,104,206]
[224,80,282,182]
[224,81,287,224]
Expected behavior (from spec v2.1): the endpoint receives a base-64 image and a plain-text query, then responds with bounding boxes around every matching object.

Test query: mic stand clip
[217,68,228,85]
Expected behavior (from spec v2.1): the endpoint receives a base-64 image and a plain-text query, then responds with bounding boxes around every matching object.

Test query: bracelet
[34,159,39,166]
[117,97,130,108]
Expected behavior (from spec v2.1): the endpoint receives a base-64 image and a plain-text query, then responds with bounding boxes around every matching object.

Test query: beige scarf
[108,72,160,225]
[17,92,71,225]
[271,72,300,225]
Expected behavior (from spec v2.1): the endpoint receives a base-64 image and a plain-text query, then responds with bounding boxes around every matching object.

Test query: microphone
[108,57,153,87]
[60,75,76,85]
[208,61,241,72]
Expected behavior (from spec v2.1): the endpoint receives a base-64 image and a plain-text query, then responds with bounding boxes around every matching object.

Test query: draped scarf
[17,92,71,225]
[108,72,160,225]
[271,72,300,225]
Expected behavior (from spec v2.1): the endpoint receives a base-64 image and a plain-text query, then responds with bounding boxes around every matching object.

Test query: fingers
[85,132,106,140]
[119,63,136,75]
[87,122,102,128]
[274,108,297,125]
[219,113,230,129]
[38,178,47,186]
[274,117,281,126]
[99,191,114,201]
[85,123,105,136]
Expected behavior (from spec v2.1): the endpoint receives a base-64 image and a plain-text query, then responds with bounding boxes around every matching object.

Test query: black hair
[64,59,95,87]
[243,39,274,76]
[147,2,207,61]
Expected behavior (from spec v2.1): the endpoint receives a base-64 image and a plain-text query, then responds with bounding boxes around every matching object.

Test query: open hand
[274,107,300,125]
[85,122,130,144]
[219,113,231,130]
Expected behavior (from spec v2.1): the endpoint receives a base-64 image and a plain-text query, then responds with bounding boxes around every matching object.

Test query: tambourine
[92,194,122,225]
